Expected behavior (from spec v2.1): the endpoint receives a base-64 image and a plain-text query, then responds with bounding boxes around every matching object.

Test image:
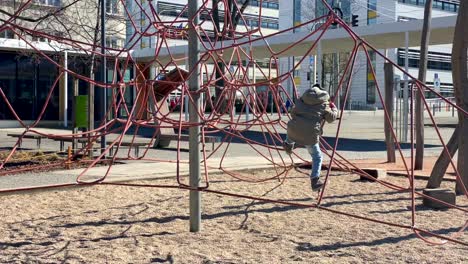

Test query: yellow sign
[294,76,301,85]
[368,11,377,20]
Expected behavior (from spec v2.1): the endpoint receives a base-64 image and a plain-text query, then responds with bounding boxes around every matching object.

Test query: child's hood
[301,87,330,105]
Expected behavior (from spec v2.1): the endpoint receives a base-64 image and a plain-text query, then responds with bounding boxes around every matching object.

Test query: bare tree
[429,1,468,194]
[1,0,127,155]
[302,0,360,31]
[212,0,250,113]
[427,125,459,188]
[450,1,468,194]
[302,0,364,108]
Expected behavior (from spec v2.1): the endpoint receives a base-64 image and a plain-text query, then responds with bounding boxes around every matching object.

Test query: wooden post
[427,125,459,188]
[384,63,396,163]
[415,0,433,170]
[72,79,79,154]
[452,1,468,194]
[66,145,72,169]
[88,71,95,158]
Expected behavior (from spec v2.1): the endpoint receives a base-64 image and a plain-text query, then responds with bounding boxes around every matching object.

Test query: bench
[52,137,93,152]
[156,134,221,151]
[106,140,150,156]
[7,133,47,148]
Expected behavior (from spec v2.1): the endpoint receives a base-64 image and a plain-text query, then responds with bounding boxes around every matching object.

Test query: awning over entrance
[133,15,457,63]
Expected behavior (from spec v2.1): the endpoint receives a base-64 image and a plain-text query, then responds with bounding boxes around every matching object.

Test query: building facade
[126,0,279,50]
[127,0,280,111]
[0,0,127,124]
[278,0,458,109]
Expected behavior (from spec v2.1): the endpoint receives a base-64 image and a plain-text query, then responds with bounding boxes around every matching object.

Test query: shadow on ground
[116,124,441,152]
[203,130,441,152]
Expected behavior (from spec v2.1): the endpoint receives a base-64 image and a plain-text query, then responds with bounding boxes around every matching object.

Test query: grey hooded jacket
[286,87,338,146]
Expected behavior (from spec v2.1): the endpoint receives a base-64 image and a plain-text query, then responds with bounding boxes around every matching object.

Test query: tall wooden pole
[384,62,395,162]
[452,1,468,194]
[415,0,433,170]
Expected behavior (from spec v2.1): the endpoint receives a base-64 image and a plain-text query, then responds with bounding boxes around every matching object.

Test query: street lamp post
[188,0,201,232]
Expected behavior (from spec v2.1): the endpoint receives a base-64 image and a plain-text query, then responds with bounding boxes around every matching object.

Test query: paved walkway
[0,110,459,192]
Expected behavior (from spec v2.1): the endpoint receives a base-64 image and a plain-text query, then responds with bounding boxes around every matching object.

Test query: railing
[426,97,457,116]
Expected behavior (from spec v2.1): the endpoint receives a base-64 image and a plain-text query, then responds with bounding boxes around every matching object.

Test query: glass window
[367,0,377,25]
[0,30,15,39]
[106,0,120,15]
[316,0,352,25]
[399,0,458,13]
[16,57,36,120]
[293,0,301,27]
[37,58,59,120]
[0,53,16,120]
[106,36,123,49]
[366,51,376,104]
[433,1,443,9]
[34,0,60,7]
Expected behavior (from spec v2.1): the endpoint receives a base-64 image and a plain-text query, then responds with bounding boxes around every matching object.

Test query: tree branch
[233,0,250,30]
[0,0,81,23]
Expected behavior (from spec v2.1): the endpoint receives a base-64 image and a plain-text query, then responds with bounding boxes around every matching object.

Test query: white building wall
[278,0,314,98]
[279,0,458,108]
[393,2,455,96]
[127,0,279,87]
[127,0,279,48]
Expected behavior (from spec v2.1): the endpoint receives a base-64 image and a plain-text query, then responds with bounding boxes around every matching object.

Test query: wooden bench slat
[7,133,46,139]
[7,133,46,148]
[105,141,149,146]
[104,139,150,157]
[157,134,221,151]
[159,134,221,142]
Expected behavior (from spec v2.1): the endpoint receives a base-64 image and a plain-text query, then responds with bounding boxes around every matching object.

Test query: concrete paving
[0,110,459,192]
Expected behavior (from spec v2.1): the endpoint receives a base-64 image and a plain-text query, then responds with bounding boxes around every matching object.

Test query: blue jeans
[306,143,322,178]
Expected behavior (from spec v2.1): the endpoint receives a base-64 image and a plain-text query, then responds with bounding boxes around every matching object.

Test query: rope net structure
[0,0,466,246]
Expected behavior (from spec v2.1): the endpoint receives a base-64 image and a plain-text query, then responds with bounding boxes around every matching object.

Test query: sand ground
[0,168,467,263]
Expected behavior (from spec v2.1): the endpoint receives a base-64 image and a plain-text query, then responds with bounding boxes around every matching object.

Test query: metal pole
[287,57,291,95]
[64,50,68,127]
[188,0,201,232]
[317,41,322,86]
[185,52,189,121]
[245,47,250,121]
[100,0,107,154]
[246,89,250,121]
[185,94,189,121]
[403,31,409,143]
[252,54,256,116]
[313,54,317,84]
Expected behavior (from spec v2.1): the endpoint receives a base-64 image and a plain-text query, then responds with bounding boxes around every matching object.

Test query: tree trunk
[452,1,468,195]
[415,0,433,170]
[427,125,459,188]
[212,0,227,113]
[384,62,396,162]
[211,0,250,114]
[86,0,102,157]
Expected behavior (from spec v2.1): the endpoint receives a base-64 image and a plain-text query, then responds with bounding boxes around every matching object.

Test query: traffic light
[331,7,343,26]
[351,15,359,27]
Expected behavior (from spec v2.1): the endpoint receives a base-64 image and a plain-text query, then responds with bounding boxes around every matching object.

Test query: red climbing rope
[0,0,466,246]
